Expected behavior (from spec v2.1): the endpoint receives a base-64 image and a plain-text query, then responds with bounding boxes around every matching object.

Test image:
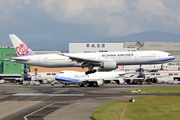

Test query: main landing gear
[85,69,96,75]
[84,64,97,75]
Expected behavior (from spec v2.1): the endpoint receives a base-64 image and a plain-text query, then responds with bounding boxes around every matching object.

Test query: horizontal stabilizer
[11,57,30,62]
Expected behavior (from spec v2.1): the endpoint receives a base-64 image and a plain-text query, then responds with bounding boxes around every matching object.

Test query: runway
[0,83,179,120]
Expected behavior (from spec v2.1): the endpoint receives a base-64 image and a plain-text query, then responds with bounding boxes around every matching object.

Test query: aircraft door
[38,57,42,64]
[134,54,138,61]
[157,53,161,59]
[98,54,102,60]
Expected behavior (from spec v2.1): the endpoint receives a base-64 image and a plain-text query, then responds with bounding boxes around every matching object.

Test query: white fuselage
[12,54,81,67]
[11,50,175,68]
[65,50,174,65]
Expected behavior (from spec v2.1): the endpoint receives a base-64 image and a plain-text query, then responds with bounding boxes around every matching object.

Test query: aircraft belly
[31,61,81,68]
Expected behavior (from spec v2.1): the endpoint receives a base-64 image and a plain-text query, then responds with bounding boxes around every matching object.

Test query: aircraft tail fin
[112,65,125,72]
[9,34,36,57]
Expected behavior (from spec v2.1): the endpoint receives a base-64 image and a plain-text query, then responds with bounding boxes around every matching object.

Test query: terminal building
[69,43,137,53]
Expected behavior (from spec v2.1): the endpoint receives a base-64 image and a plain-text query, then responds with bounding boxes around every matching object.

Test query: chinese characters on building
[86,43,105,48]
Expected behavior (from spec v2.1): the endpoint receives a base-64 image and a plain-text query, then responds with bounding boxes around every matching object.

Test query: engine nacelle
[95,80,104,86]
[114,78,124,84]
[35,81,40,86]
[23,81,29,86]
[101,60,116,70]
[0,79,5,84]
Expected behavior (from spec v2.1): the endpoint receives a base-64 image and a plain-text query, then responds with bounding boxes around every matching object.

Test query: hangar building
[69,43,137,53]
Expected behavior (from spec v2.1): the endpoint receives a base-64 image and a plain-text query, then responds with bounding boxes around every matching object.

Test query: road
[0,83,179,120]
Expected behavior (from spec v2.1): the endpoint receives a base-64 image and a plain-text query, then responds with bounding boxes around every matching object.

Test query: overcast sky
[1,0,180,50]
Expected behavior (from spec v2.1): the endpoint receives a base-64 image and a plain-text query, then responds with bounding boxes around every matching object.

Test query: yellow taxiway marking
[55,88,69,93]
[0,96,38,110]
[27,88,39,92]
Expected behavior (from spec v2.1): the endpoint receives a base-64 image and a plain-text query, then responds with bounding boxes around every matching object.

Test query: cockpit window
[60,72,64,74]
[168,54,172,56]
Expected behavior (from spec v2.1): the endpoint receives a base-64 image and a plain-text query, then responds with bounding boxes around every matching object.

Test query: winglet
[9,34,36,57]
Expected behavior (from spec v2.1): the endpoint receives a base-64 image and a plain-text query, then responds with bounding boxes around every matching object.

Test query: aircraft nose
[172,56,175,60]
[55,75,60,80]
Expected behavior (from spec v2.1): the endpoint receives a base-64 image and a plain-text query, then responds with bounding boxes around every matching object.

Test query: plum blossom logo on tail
[118,65,124,70]
[16,43,29,56]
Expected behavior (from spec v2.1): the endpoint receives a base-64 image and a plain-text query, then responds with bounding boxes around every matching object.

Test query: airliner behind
[9,34,175,74]
[55,69,132,87]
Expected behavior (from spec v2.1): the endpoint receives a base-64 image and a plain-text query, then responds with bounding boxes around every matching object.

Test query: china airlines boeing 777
[9,34,175,74]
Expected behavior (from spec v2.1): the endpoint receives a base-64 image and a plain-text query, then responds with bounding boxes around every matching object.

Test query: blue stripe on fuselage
[116,56,175,65]
[55,76,83,83]
[147,56,175,63]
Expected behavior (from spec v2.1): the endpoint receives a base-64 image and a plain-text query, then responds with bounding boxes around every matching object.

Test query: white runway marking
[12,93,84,96]
[24,103,53,120]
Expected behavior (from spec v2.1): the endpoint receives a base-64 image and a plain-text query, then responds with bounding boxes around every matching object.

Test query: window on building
[169,73,173,76]
[99,50,108,52]
[174,73,178,75]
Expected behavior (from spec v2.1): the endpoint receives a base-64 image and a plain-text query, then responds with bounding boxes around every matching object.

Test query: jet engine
[101,60,116,70]
[95,80,104,86]
[35,81,40,86]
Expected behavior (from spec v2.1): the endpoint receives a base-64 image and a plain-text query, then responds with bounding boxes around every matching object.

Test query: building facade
[69,43,137,53]
[0,47,24,79]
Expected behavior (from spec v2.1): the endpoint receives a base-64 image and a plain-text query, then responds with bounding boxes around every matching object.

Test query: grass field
[92,96,180,120]
[122,87,180,93]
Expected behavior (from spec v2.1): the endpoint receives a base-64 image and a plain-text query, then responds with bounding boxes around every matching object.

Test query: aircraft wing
[124,75,169,80]
[146,75,169,79]
[124,77,144,80]
[62,53,101,63]
[81,77,124,82]
[118,72,136,76]
[80,77,102,82]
